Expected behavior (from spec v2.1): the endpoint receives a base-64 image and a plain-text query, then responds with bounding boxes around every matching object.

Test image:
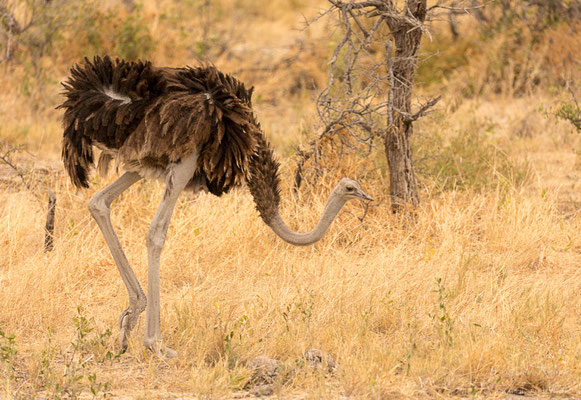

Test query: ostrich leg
[87,171,144,352]
[144,151,199,358]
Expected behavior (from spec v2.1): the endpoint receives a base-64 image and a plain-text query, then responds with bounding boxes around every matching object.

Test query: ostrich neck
[267,193,347,246]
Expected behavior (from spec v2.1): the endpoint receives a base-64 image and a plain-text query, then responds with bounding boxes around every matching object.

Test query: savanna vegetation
[1,0,580,398]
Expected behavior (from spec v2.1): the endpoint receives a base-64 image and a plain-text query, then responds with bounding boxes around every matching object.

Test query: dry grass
[1,0,581,398]
[1,95,580,398]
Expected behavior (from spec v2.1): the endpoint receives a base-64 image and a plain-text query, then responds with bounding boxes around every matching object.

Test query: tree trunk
[385,120,419,212]
[384,0,426,213]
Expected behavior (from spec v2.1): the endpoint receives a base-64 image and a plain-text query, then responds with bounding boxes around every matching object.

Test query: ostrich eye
[346,186,354,191]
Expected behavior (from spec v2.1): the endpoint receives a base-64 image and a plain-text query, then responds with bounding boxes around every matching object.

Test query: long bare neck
[247,133,347,246]
[267,191,346,246]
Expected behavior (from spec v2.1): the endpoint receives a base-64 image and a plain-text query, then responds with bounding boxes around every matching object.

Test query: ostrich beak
[357,189,374,202]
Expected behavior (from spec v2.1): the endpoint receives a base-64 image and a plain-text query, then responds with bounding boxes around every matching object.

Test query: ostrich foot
[117,297,146,352]
[144,338,178,358]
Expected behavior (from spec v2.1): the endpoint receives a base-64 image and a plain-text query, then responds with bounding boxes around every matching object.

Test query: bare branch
[427,2,488,13]
[403,95,442,123]
[0,144,33,192]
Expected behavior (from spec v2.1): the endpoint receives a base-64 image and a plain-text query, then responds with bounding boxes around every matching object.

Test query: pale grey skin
[88,151,373,358]
[269,178,373,245]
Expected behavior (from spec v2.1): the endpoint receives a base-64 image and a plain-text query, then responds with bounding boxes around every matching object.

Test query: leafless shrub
[295,0,440,212]
[0,140,57,252]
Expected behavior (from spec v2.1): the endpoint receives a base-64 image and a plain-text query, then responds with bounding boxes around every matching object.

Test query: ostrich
[59,56,373,357]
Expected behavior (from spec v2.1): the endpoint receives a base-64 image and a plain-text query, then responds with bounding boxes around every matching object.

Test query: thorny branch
[400,95,442,122]
[343,198,381,223]
[0,143,33,191]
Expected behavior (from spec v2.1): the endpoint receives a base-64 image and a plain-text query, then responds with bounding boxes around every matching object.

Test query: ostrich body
[59,56,372,357]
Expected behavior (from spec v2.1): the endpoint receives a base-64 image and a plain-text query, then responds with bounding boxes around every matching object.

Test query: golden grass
[1,1,581,398]
[1,93,581,398]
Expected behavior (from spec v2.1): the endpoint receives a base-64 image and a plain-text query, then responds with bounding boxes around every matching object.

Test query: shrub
[115,12,154,61]
[556,100,581,132]
[415,118,529,192]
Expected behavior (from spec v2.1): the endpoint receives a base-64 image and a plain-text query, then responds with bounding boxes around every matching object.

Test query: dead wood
[44,188,56,252]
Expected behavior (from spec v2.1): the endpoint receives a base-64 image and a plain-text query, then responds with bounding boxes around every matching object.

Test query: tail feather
[62,124,93,188]
[247,132,281,224]
[58,55,165,188]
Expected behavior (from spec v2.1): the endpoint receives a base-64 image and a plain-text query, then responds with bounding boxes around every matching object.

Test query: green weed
[429,278,454,347]
[35,307,119,399]
[0,329,18,382]
[556,100,581,132]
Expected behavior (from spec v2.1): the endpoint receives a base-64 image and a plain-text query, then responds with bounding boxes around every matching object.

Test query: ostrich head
[334,178,374,202]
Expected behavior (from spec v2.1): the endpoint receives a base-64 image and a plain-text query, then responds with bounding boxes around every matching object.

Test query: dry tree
[295,0,445,213]
[294,0,573,213]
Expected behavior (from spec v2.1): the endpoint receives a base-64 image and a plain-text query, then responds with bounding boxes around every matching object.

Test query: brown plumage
[59,55,280,212]
[247,133,281,223]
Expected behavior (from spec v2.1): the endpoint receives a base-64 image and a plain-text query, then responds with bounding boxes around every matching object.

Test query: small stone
[304,349,337,373]
[247,355,282,386]
[251,383,275,397]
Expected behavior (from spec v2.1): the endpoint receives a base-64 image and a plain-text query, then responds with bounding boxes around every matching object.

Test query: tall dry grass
[2,94,580,398]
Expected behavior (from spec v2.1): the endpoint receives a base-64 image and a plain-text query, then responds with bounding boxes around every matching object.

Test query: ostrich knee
[88,194,110,220]
[146,221,168,256]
